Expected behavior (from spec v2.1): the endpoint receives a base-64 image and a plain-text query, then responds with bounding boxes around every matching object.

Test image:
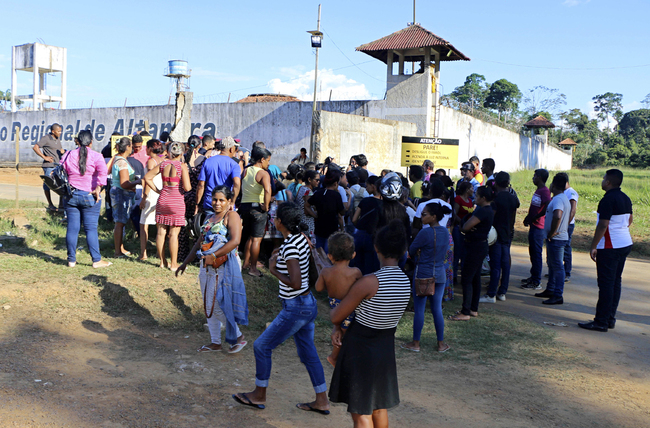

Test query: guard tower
[164,60,191,93]
[356,24,469,137]
[11,43,67,112]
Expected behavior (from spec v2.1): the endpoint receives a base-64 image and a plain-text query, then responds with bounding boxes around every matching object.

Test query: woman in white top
[329,220,411,427]
[233,202,329,414]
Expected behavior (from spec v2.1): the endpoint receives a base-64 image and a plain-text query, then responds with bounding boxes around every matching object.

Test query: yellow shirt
[475,172,485,186]
[410,180,424,199]
[241,166,266,204]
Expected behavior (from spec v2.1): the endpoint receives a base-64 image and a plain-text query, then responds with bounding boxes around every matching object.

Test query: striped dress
[329,265,411,415]
[155,160,186,226]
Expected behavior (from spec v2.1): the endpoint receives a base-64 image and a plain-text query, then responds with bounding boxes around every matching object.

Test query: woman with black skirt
[329,220,411,427]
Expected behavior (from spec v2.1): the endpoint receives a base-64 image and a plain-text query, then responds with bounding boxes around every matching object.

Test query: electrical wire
[321,28,384,82]
[474,58,650,71]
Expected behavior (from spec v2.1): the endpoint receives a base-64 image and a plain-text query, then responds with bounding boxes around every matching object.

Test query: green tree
[0,90,22,110]
[483,79,521,121]
[522,86,566,119]
[450,73,488,111]
[592,92,623,130]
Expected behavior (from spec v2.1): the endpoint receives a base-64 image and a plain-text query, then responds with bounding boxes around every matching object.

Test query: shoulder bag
[40,151,74,197]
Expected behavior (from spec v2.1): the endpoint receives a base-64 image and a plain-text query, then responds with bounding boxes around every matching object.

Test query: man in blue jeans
[480,172,520,303]
[521,169,551,290]
[579,169,633,332]
[535,174,571,305]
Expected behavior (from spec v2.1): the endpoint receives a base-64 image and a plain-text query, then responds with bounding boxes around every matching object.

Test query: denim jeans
[595,245,632,327]
[461,240,488,315]
[545,239,567,298]
[564,223,575,278]
[487,240,512,297]
[253,293,327,393]
[528,227,545,282]
[42,167,55,192]
[65,191,102,263]
[412,282,445,341]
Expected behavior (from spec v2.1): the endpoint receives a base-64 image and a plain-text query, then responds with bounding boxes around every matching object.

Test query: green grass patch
[509,168,649,258]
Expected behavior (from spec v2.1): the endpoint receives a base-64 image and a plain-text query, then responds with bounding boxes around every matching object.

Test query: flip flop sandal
[247,270,263,278]
[400,344,420,352]
[232,393,265,410]
[197,344,221,352]
[448,314,470,321]
[296,403,330,415]
[438,344,451,353]
[228,341,247,354]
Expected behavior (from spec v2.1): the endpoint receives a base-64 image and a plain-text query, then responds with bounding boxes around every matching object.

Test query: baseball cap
[460,162,475,171]
[222,136,239,150]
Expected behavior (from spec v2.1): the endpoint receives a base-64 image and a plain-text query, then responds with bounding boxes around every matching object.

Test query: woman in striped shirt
[233,202,330,414]
[329,220,411,427]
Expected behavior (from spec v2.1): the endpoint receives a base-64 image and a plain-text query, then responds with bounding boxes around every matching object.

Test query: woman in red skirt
[144,141,190,271]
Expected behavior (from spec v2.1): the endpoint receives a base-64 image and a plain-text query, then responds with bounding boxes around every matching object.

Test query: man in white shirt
[558,172,579,281]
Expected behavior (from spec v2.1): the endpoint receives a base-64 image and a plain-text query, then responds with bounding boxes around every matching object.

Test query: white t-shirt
[338,185,349,203]
[564,187,579,225]
[415,198,452,228]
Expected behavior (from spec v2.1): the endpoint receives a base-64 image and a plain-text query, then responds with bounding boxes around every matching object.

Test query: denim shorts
[42,167,55,191]
[110,187,136,224]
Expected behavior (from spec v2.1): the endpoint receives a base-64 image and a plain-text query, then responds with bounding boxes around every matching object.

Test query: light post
[308,4,323,162]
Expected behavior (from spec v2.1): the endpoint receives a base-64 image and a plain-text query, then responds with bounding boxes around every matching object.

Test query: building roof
[523,115,556,128]
[559,138,577,146]
[236,94,300,103]
[356,24,470,64]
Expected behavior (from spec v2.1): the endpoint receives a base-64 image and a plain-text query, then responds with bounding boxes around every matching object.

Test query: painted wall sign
[401,136,459,169]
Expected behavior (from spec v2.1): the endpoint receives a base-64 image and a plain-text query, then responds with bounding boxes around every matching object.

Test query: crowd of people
[35,124,634,426]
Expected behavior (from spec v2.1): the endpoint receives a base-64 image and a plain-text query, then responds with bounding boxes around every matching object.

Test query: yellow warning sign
[110,135,152,157]
[401,137,459,170]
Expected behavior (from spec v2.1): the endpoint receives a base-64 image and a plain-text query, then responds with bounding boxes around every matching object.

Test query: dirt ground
[1,267,648,428]
[0,168,44,187]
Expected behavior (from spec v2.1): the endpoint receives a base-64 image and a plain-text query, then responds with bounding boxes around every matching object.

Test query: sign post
[401,136,459,170]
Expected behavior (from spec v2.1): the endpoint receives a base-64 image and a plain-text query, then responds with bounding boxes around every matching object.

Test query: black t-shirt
[355,197,383,234]
[465,205,494,242]
[491,190,520,242]
[308,188,344,238]
[126,157,146,179]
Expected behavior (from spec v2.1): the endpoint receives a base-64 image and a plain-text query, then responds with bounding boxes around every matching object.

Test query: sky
[2,0,649,118]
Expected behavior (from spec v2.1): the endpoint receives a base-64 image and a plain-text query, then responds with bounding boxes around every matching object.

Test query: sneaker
[564,277,571,283]
[521,277,534,283]
[496,294,506,301]
[521,281,542,290]
[479,295,496,303]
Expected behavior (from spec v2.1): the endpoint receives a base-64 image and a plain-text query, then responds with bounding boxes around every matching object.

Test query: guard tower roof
[356,24,470,63]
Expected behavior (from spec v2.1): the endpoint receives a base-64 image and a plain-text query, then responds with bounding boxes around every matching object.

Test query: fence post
[15,126,20,209]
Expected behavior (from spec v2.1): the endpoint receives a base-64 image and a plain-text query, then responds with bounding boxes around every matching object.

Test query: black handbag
[40,152,74,197]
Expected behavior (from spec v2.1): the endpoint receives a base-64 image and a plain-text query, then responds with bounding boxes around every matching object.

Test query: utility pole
[308,4,323,162]
[413,0,416,25]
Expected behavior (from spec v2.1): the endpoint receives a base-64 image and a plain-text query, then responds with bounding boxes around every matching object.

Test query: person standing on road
[558,172,579,281]
[579,169,633,332]
[521,169,551,290]
[479,172,519,304]
[534,174,571,305]
[34,123,65,212]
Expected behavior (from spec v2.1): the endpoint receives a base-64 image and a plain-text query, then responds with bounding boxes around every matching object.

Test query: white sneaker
[479,295,496,303]
[496,294,506,301]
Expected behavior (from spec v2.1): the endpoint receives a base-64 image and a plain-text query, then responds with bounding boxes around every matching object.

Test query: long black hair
[115,137,131,155]
[77,130,93,176]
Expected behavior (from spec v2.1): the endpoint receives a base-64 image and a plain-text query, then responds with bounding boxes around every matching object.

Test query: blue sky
[2,0,649,117]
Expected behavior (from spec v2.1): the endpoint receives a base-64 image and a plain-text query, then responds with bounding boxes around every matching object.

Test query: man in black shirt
[307,169,345,253]
[480,172,520,303]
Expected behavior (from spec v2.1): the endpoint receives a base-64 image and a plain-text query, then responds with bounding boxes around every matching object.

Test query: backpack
[40,152,74,197]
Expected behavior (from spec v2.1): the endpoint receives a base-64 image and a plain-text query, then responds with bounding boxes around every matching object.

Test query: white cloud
[563,0,591,6]
[267,68,370,101]
[191,67,254,82]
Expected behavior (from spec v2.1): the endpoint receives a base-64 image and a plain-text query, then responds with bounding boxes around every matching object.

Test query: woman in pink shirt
[62,130,111,268]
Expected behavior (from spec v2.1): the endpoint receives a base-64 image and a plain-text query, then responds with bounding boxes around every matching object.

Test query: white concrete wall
[316,111,417,173]
[437,106,572,174]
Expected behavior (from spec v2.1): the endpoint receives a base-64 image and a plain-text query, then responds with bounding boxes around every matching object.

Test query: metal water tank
[168,60,188,76]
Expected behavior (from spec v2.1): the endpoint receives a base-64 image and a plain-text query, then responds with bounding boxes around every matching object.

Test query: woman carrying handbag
[401,202,451,353]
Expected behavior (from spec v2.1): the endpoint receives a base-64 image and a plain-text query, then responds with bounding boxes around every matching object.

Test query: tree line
[443,74,650,168]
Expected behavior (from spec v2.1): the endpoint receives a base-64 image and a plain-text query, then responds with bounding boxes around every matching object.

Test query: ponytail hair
[77,130,93,176]
[276,202,309,234]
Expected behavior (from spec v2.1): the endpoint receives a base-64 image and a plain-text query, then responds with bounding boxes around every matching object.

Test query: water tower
[11,43,67,112]
[164,60,191,93]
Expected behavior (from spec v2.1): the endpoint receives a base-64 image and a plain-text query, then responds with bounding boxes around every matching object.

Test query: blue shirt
[409,226,450,282]
[544,193,571,241]
[198,155,241,210]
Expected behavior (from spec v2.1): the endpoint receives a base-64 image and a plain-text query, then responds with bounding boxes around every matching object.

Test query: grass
[509,168,649,258]
[0,204,587,367]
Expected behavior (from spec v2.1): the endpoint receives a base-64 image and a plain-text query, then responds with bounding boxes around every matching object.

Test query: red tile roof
[356,24,470,63]
[559,138,577,145]
[524,115,555,128]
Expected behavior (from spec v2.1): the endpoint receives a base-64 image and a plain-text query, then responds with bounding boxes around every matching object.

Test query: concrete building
[11,43,67,112]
